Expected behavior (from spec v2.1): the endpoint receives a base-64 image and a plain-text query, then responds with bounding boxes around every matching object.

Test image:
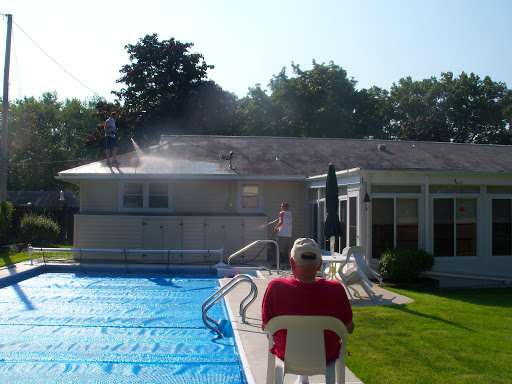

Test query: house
[7,190,79,207]
[56,135,512,287]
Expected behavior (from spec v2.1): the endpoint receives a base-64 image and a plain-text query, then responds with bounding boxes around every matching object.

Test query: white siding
[74,215,142,249]
[173,180,236,213]
[80,181,118,212]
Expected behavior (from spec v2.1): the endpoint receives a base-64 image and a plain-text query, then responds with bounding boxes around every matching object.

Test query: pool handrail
[202,274,257,338]
[227,240,279,274]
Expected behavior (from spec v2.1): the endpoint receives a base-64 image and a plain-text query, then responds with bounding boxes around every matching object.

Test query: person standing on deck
[274,202,293,265]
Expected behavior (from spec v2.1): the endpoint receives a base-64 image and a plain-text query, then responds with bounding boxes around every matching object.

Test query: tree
[8,93,66,190]
[390,72,512,144]
[235,61,365,138]
[60,96,104,162]
[6,93,101,191]
[268,61,360,138]
[440,72,512,144]
[236,84,278,136]
[398,115,451,142]
[114,34,237,145]
[353,86,396,139]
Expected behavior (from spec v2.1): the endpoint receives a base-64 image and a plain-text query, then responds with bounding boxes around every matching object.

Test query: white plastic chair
[336,246,382,301]
[350,247,383,285]
[264,315,348,384]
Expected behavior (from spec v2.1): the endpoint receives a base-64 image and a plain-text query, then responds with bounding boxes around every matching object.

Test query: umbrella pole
[327,235,336,279]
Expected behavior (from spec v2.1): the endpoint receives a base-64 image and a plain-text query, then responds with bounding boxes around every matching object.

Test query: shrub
[20,214,60,246]
[0,201,14,244]
[378,248,435,283]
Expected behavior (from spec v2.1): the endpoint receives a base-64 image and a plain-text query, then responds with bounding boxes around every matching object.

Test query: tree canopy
[2,33,512,192]
[4,93,101,191]
[114,34,237,145]
[391,72,512,144]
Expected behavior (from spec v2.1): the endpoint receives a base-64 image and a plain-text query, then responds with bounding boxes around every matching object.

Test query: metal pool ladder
[202,274,258,338]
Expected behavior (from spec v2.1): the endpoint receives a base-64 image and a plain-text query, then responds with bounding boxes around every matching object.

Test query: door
[204,219,244,263]
[142,219,183,263]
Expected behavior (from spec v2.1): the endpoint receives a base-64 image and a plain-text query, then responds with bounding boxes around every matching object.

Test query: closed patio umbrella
[323,163,342,254]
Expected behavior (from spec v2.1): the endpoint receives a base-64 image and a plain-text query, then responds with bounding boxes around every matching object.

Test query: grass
[346,287,512,384]
[0,245,74,267]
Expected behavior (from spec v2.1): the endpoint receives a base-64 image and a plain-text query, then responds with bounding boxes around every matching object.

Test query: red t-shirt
[261,278,352,363]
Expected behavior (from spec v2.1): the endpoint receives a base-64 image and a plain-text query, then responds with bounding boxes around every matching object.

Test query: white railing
[227,239,279,274]
[202,274,258,338]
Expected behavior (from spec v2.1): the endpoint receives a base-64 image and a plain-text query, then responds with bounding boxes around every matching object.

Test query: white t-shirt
[278,211,292,237]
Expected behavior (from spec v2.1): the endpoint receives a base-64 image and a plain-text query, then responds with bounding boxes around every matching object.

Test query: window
[372,185,421,193]
[149,183,169,208]
[372,198,394,258]
[372,198,419,258]
[122,182,171,211]
[123,183,143,208]
[349,197,358,247]
[308,188,319,201]
[238,182,263,212]
[339,200,347,251]
[488,186,512,194]
[492,199,511,256]
[307,187,354,252]
[433,198,476,257]
[396,199,419,249]
[309,203,318,244]
[328,197,355,253]
[319,201,325,248]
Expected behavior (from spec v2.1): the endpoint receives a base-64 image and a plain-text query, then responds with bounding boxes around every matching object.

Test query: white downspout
[365,180,371,260]
[424,175,430,253]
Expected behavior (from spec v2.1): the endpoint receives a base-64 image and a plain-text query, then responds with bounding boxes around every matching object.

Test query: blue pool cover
[0,273,247,383]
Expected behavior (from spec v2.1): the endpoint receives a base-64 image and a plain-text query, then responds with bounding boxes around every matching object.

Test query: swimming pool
[0,272,249,383]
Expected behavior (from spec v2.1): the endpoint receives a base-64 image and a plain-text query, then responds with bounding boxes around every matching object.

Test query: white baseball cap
[291,238,322,262]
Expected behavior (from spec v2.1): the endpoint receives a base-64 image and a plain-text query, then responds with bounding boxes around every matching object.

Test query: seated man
[261,238,354,384]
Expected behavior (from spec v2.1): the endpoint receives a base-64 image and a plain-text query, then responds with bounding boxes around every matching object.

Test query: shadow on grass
[1,254,35,310]
[387,278,512,308]
[388,303,474,332]
[428,287,512,308]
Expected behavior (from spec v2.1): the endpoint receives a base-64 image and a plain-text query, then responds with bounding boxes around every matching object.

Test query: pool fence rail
[28,245,225,267]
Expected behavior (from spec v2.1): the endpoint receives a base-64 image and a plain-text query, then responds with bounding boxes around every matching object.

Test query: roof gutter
[55,174,308,182]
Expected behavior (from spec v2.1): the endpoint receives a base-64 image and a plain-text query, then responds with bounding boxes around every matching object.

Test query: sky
[1,0,511,103]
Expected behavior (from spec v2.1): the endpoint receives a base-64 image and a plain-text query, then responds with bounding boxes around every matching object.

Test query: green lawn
[346,287,512,384]
[0,245,73,267]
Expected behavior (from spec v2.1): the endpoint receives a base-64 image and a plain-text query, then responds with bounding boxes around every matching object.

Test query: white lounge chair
[264,315,349,384]
[336,246,382,301]
[348,246,383,284]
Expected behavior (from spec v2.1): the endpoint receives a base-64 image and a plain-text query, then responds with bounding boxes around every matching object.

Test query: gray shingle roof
[57,135,512,179]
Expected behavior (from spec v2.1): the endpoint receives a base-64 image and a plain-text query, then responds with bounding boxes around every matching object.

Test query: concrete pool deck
[0,261,413,384]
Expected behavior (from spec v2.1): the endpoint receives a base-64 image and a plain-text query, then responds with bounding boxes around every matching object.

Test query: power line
[10,19,99,97]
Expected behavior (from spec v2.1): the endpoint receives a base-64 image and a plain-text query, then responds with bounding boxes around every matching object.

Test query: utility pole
[0,14,12,203]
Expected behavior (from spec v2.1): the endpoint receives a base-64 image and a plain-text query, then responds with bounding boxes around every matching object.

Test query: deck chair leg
[360,281,376,300]
[341,280,355,302]
[335,359,345,384]
[325,360,336,384]
[266,351,276,384]
[274,359,285,384]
